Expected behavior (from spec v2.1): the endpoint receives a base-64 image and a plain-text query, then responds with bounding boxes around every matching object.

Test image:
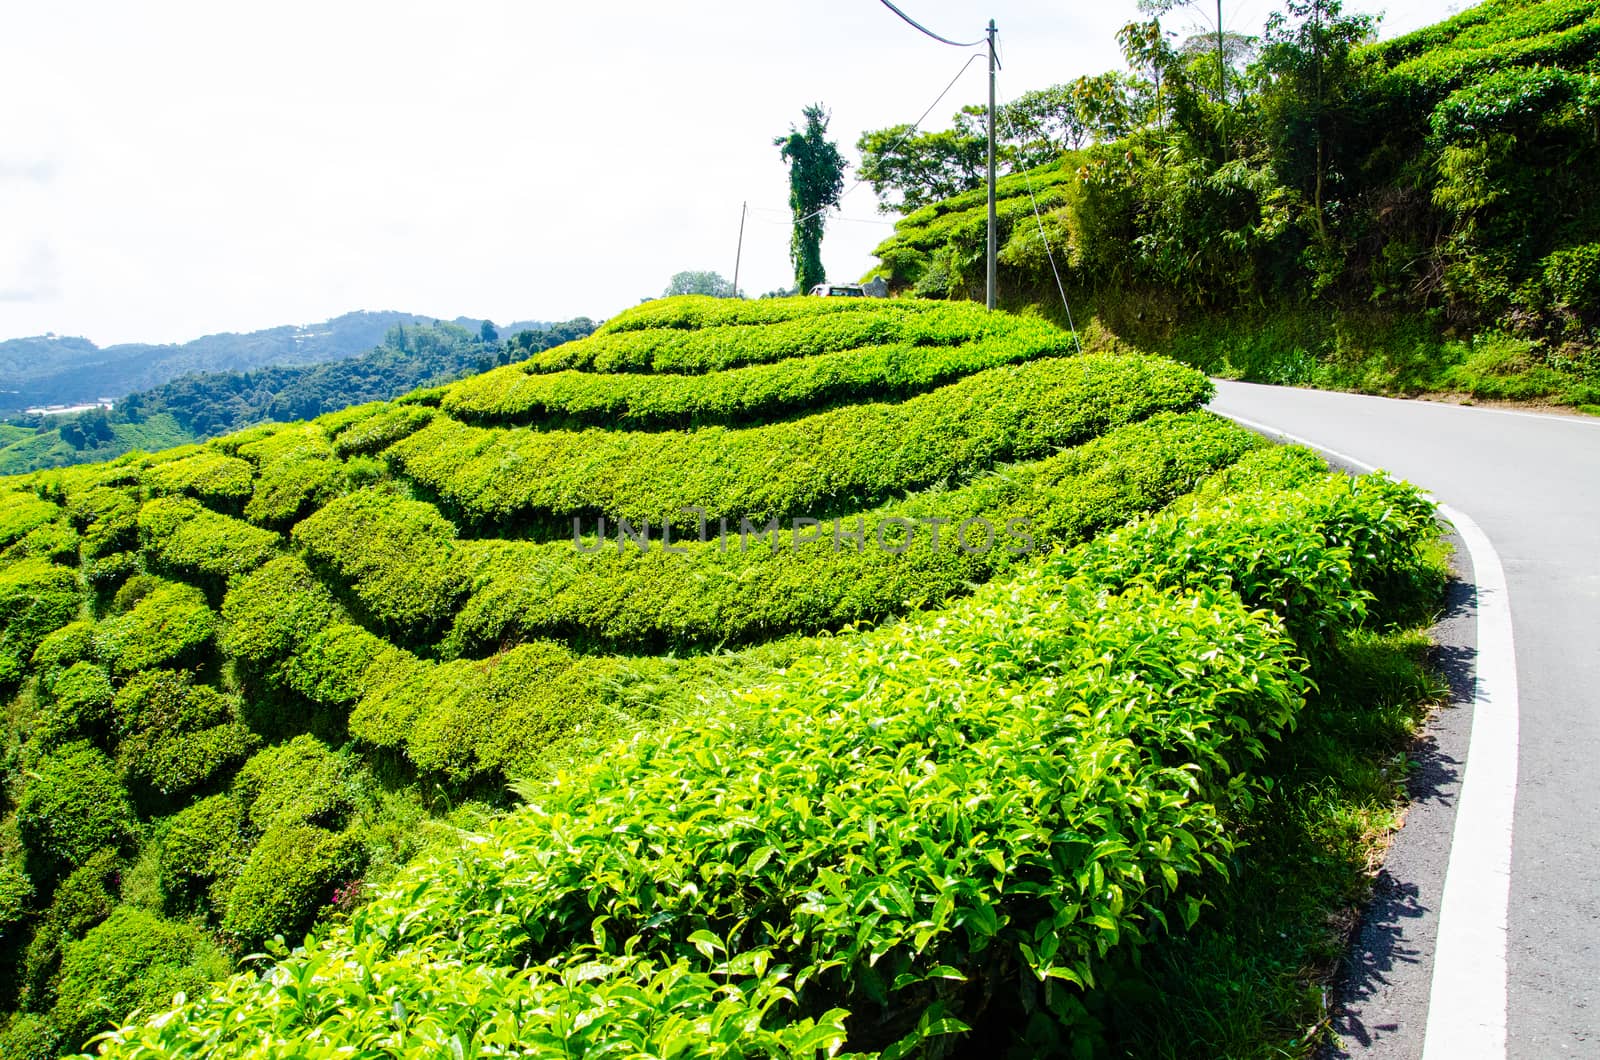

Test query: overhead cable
[789,51,982,228]
[874,0,986,47]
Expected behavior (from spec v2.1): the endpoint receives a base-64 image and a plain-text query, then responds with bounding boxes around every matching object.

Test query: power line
[993,74,1083,351]
[874,0,986,48]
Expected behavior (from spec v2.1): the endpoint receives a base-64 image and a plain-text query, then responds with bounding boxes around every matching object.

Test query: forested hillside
[0,294,1441,1057]
[0,311,556,419]
[866,0,1600,409]
[0,319,595,477]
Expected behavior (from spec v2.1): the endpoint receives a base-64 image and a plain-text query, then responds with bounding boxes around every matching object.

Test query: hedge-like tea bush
[233,735,355,834]
[346,640,604,781]
[15,742,137,882]
[141,450,255,506]
[0,492,61,549]
[291,487,467,639]
[0,558,81,688]
[279,622,405,708]
[92,581,215,675]
[243,454,345,528]
[34,662,115,748]
[156,794,247,913]
[218,555,342,668]
[29,621,97,691]
[136,497,280,585]
[121,722,260,802]
[391,355,1211,534]
[70,486,139,560]
[53,908,230,1052]
[446,411,1254,654]
[329,404,435,458]
[594,292,946,334]
[2,518,79,565]
[443,330,1076,430]
[220,824,361,948]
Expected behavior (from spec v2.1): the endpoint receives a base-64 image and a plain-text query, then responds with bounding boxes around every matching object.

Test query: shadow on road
[1323,566,1477,1058]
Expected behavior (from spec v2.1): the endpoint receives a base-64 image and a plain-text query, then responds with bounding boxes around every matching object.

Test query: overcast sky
[1,0,1463,347]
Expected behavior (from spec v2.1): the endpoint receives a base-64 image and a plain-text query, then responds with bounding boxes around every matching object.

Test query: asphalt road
[1207,381,1600,1059]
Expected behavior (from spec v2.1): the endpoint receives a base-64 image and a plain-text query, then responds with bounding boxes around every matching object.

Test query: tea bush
[92,581,214,675]
[0,493,62,549]
[217,555,341,669]
[328,404,434,458]
[69,487,139,560]
[291,487,467,639]
[140,450,254,507]
[220,824,361,948]
[15,742,136,882]
[596,292,945,334]
[278,622,405,708]
[446,411,1253,653]
[34,663,115,748]
[534,299,1057,374]
[155,793,247,913]
[0,559,81,688]
[392,355,1211,534]
[136,497,279,585]
[53,908,229,1052]
[241,454,344,528]
[233,735,355,833]
[29,622,98,691]
[120,722,259,802]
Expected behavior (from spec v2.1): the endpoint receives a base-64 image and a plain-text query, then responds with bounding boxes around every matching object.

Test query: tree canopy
[662,271,740,298]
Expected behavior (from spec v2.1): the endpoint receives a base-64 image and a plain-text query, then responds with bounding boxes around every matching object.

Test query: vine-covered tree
[775,104,846,293]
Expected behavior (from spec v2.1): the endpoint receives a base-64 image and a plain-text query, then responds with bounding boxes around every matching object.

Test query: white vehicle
[809,283,868,297]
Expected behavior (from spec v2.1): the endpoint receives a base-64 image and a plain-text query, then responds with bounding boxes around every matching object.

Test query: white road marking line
[1212,406,1520,1059]
[1209,411,1380,473]
[1421,504,1518,1060]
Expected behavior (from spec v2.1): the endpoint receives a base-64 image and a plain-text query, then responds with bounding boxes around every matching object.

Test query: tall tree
[775,104,847,293]
[662,270,739,298]
[1139,0,1235,155]
[1259,0,1375,243]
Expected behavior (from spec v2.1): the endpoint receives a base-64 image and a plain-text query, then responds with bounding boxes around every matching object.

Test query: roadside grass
[1092,539,1452,1059]
[1001,282,1599,414]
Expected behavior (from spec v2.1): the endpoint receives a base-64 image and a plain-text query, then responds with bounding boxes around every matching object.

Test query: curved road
[1207,381,1600,1058]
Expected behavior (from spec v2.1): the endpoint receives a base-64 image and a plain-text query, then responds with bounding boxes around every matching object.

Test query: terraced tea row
[441,328,1075,429]
[393,355,1209,535]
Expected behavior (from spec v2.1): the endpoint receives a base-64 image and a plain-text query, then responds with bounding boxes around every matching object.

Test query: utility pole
[986,19,998,311]
[732,201,747,299]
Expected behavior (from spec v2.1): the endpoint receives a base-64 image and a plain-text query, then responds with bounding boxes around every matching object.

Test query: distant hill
[0,311,552,418]
[0,318,594,476]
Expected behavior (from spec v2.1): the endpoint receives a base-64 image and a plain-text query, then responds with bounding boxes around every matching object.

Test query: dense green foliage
[0,291,1442,1055]
[868,0,1600,408]
[81,443,1438,1057]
